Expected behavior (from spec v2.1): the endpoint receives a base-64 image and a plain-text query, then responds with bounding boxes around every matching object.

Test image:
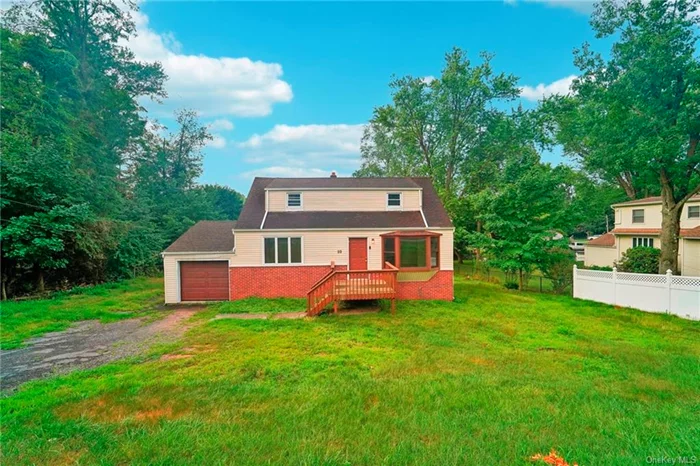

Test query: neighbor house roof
[586,233,616,248]
[235,176,453,230]
[609,227,700,238]
[164,221,236,253]
[612,195,700,207]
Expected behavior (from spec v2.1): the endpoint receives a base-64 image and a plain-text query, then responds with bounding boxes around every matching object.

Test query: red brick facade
[229,266,452,301]
[395,270,453,300]
[229,265,346,299]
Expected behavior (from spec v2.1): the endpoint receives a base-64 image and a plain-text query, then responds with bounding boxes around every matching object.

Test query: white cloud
[208,119,235,132]
[504,0,596,14]
[520,75,577,101]
[126,9,292,117]
[421,75,436,85]
[236,123,365,178]
[207,134,227,149]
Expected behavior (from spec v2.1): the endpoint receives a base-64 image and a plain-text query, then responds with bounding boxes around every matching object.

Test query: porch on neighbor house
[306,264,399,316]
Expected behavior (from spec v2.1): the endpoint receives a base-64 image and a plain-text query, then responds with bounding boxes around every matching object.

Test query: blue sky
[132,1,606,194]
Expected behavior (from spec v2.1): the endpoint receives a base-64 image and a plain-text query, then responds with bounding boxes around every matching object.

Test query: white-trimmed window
[632,237,654,248]
[264,237,302,264]
[287,192,302,209]
[387,193,402,209]
[689,205,700,218]
[632,209,644,223]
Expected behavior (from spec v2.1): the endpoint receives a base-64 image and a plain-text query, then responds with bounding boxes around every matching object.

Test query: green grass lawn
[211,296,306,314]
[2,276,699,465]
[0,277,164,349]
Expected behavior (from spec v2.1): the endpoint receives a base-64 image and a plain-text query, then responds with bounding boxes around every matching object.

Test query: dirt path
[1,309,201,391]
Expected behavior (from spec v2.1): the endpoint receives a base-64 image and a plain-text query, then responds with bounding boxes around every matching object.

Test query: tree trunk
[518,268,524,291]
[658,188,682,275]
[37,270,45,293]
[1,279,6,301]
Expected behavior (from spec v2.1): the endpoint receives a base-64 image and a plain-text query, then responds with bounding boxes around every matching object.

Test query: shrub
[540,247,575,294]
[616,247,661,274]
[504,281,519,290]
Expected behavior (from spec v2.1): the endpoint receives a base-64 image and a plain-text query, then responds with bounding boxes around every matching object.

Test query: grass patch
[210,297,306,314]
[0,276,163,349]
[2,276,699,464]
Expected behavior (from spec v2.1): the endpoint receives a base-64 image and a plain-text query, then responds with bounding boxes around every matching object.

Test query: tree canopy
[0,1,244,298]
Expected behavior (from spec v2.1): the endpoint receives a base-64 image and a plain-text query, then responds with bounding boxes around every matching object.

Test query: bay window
[381,231,441,270]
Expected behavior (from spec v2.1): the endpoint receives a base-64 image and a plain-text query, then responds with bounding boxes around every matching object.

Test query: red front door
[349,238,368,270]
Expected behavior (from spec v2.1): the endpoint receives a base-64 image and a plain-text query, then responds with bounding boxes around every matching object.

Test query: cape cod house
[162,175,454,314]
[584,195,700,275]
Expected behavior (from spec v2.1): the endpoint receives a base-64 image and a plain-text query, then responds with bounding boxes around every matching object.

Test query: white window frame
[632,237,654,248]
[387,192,402,210]
[286,192,302,210]
[262,236,304,265]
[632,208,645,224]
[688,205,700,219]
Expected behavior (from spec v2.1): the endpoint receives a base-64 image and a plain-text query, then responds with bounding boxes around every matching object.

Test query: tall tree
[470,153,572,289]
[546,0,700,273]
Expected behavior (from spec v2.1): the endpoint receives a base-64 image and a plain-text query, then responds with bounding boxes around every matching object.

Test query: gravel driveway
[1,308,201,391]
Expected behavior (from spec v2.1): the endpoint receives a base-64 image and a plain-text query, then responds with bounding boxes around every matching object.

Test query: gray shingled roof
[164,221,236,253]
[262,211,426,229]
[235,177,453,230]
[266,177,420,190]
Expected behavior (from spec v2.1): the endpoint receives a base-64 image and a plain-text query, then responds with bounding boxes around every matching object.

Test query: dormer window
[287,192,302,209]
[387,193,402,209]
[689,205,699,218]
[632,209,644,223]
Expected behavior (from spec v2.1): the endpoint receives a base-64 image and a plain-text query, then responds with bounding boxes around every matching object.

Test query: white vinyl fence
[573,265,700,321]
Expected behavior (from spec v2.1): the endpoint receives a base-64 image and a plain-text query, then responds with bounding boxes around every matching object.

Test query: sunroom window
[381,231,441,270]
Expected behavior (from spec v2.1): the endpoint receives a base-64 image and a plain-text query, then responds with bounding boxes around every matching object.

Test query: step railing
[306,263,399,316]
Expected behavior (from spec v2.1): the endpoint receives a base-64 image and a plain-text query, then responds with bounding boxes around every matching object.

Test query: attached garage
[180,261,229,301]
[162,221,236,304]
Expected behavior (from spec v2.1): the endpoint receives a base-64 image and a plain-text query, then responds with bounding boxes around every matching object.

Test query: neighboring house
[585,196,700,275]
[162,175,454,312]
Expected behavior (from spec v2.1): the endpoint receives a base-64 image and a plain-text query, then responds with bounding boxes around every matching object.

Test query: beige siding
[615,199,700,229]
[162,253,235,304]
[681,240,700,276]
[584,246,617,268]
[267,190,421,212]
[231,228,454,271]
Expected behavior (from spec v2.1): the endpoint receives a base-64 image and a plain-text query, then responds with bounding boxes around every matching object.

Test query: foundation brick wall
[395,270,453,300]
[229,266,452,301]
[229,265,346,299]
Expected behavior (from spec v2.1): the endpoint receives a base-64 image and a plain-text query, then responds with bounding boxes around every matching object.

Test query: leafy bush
[540,247,575,293]
[583,265,613,272]
[504,281,519,290]
[616,247,661,274]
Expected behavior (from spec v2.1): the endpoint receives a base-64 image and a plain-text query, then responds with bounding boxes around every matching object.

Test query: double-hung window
[287,192,302,209]
[632,237,654,248]
[264,237,302,264]
[689,205,700,219]
[387,193,402,209]
[632,209,644,224]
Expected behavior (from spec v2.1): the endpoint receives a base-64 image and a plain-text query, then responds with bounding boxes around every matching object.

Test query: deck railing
[306,263,398,316]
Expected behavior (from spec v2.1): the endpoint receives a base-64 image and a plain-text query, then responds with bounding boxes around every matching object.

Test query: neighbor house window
[381,232,441,270]
[689,205,700,218]
[264,237,302,264]
[387,193,402,209]
[632,237,654,248]
[632,209,644,223]
[287,192,302,209]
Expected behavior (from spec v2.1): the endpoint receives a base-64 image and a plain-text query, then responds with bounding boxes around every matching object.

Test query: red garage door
[180,261,229,301]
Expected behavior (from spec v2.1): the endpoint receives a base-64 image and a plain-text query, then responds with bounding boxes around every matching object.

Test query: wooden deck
[307,264,398,316]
